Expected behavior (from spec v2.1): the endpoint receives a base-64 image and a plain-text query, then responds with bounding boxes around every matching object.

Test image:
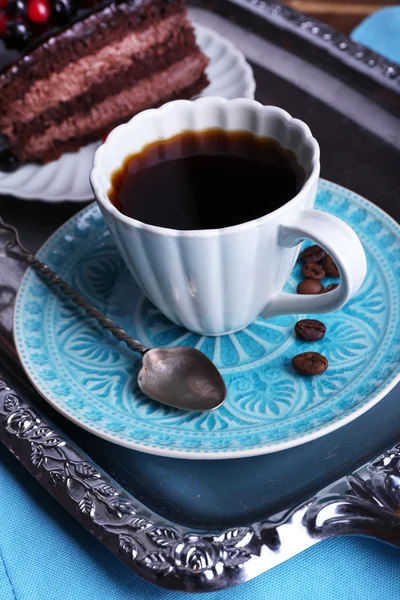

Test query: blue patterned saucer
[14,180,400,459]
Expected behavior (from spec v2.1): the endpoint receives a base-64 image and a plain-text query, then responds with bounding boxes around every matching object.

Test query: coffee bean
[297,279,324,294]
[292,352,328,375]
[301,262,325,280]
[322,254,339,277]
[320,283,339,294]
[294,319,326,341]
[300,245,326,263]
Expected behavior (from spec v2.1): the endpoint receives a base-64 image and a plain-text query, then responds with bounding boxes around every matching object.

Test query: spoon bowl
[1,226,227,412]
[138,347,227,411]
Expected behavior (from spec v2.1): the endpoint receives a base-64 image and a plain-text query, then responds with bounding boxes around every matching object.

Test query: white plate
[0,25,255,203]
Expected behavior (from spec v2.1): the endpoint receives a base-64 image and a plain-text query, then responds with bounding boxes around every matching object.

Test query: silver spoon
[1,219,226,412]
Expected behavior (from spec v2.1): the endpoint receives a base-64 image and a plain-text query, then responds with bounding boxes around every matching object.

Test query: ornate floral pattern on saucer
[14,180,400,458]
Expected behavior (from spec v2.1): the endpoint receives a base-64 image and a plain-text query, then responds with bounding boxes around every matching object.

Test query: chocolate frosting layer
[0,0,206,170]
[0,0,178,78]
[8,33,197,140]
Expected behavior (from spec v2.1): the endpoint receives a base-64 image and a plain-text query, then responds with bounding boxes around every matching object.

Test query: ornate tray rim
[198,0,399,96]
[2,371,400,593]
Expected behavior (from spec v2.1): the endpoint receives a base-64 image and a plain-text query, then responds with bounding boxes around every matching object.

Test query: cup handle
[260,208,367,319]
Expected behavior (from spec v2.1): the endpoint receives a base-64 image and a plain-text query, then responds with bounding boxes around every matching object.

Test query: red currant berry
[0,12,6,36]
[0,0,7,8]
[27,0,50,23]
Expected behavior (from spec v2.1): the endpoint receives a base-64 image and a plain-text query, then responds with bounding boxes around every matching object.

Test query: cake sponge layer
[1,15,195,132]
[14,55,208,163]
[0,0,209,165]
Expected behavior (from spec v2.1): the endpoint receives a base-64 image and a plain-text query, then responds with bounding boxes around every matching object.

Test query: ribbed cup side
[92,98,319,334]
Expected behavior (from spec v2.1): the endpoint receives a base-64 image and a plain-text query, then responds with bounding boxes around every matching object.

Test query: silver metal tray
[1,0,400,591]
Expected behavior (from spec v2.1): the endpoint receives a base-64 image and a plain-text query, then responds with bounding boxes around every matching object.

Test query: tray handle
[1,368,400,592]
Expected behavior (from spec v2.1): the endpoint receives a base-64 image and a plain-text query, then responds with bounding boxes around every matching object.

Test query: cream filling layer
[21,52,207,159]
[3,13,189,128]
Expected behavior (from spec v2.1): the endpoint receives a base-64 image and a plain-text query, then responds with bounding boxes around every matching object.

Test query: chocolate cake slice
[0,0,209,168]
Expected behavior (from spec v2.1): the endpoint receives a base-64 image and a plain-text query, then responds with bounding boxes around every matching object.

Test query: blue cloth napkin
[2,12,400,600]
[351,6,400,64]
[2,443,400,600]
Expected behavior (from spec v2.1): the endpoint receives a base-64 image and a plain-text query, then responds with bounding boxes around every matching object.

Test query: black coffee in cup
[108,129,305,230]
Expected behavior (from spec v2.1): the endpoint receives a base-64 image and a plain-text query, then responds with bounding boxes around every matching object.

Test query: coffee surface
[109,129,305,230]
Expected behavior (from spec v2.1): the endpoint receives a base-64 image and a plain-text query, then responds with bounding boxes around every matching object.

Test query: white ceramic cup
[91,97,367,336]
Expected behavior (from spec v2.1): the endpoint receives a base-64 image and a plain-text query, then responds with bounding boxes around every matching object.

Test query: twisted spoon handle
[26,255,148,355]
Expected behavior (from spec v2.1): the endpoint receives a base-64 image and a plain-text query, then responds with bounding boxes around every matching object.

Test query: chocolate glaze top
[0,0,180,171]
[0,0,161,76]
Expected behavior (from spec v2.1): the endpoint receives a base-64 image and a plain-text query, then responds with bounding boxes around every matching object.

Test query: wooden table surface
[283,0,397,33]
